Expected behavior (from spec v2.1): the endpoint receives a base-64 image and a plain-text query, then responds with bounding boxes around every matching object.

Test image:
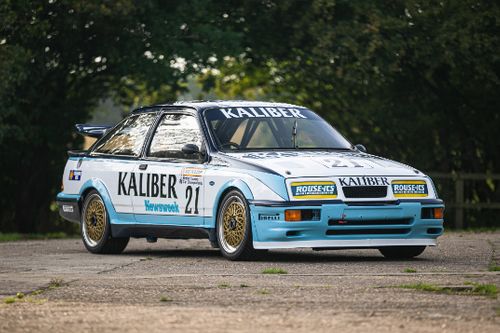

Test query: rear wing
[75,124,112,138]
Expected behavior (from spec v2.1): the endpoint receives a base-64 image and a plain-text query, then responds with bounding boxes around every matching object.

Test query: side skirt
[111,224,216,241]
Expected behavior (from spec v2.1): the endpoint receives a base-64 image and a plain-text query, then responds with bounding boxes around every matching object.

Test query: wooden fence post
[454,176,464,229]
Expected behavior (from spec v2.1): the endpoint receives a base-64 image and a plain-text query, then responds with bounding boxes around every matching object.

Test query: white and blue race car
[57,101,444,260]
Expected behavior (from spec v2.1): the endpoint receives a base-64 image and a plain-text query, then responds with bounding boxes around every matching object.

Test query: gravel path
[0,232,499,332]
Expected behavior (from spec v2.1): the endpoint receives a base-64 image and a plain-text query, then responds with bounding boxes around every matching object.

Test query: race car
[57,100,444,260]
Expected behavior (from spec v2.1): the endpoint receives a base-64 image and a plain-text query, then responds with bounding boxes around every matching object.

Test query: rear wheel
[379,246,426,259]
[81,190,129,254]
[216,190,259,260]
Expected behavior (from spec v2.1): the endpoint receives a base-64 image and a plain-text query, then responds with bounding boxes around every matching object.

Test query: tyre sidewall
[81,190,112,254]
[216,190,253,260]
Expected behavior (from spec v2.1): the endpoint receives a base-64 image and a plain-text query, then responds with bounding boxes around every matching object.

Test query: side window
[147,114,202,160]
[93,113,157,156]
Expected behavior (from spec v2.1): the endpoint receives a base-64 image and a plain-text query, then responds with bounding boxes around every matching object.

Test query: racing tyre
[378,246,426,259]
[216,190,259,260]
[81,190,129,254]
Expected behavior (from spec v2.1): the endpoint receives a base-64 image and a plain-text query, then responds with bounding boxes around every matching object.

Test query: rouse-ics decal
[391,180,428,197]
[291,181,337,199]
[69,170,82,181]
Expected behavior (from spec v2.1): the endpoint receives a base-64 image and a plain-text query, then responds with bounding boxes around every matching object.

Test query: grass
[3,297,16,304]
[159,296,172,302]
[495,306,500,317]
[3,291,47,305]
[218,283,230,288]
[447,227,500,233]
[262,267,288,275]
[0,232,73,242]
[403,268,417,273]
[49,278,64,288]
[397,282,498,298]
[1,279,63,305]
[239,284,249,288]
[489,265,500,272]
[258,289,270,295]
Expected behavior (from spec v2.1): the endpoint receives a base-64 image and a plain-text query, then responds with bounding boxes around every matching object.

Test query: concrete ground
[0,232,499,333]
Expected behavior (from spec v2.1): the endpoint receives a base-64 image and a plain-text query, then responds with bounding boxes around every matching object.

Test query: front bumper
[249,199,444,249]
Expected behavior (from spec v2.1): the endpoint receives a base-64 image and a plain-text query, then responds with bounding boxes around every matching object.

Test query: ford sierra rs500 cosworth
[57,101,444,260]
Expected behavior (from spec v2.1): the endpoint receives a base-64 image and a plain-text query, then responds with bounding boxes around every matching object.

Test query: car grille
[342,186,387,198]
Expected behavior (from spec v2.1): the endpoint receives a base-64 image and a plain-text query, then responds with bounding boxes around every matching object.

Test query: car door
[90,112,159,215]
[132,111,206,227]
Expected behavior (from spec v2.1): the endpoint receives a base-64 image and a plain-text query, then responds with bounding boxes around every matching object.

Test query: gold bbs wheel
[82,193,106,247]
[218,194,247,254]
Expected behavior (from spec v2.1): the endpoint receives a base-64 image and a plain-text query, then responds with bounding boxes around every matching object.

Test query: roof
[131,100,305,114]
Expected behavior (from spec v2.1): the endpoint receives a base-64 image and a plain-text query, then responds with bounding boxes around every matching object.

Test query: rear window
[93,113,157,156]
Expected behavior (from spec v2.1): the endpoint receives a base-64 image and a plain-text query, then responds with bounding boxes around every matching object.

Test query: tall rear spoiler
[75,124,112,138]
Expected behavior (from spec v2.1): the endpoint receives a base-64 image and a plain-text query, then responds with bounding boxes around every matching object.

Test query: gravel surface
[0,232,499,332]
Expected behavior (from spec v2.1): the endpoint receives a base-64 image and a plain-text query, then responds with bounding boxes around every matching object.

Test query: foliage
[0,0,243,232]
[1,1,499,232]
[207,0,500,172]
[199,1,500,227]
[262,267,288,274]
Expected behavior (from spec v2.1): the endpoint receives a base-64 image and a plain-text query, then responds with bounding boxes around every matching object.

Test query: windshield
[204,106,352,151]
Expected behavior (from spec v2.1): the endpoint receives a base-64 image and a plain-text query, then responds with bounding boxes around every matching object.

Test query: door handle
[139,164,148,170]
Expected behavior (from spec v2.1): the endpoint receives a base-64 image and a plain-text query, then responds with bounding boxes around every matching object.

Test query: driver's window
[147,114,202,160]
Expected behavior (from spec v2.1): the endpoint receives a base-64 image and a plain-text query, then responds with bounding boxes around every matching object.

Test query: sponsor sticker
[144,200,180,213]
[391,180,428,197]
[69,170,82,181]
[258,213,280,221]
[339,177,389,187]
[291,181,337,199]
[179,167,204,186]
[62,205,74,213]
[219,107,308,119]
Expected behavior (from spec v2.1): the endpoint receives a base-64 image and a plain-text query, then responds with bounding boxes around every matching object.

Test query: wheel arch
[211,179,254,228]
[78,178,118,220]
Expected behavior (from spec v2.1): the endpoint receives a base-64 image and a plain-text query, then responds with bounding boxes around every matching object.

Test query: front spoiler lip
[249,198,444,207]
[253,238,437,249]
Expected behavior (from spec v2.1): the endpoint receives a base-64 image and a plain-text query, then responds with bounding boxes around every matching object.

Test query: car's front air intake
[326,228,411,235]
[342,186,387,198]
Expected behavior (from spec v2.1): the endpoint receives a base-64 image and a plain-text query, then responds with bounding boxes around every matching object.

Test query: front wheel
[216,190,258,260]
[81,190,129,254]
[379,246,426,259]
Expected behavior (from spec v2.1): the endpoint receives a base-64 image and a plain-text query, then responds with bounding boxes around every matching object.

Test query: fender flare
[78,178,125,224]
[210,179,254,228]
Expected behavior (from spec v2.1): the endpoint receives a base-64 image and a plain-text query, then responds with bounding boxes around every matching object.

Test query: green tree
[0,0,242,232]
[205,0,500,174]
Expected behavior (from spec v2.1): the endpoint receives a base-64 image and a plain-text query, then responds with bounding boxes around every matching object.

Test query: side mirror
[181,143,200,155]
[354,144,367,153]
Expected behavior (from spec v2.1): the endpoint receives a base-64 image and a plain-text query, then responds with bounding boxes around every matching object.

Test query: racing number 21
[185,186,199,214]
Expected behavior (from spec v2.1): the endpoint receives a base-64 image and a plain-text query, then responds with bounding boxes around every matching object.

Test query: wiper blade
[296,147,353,151]
[291,119,298,149]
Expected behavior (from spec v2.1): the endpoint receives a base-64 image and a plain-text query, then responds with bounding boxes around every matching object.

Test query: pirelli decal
[291,181,337,199]
[391,180,428,198]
